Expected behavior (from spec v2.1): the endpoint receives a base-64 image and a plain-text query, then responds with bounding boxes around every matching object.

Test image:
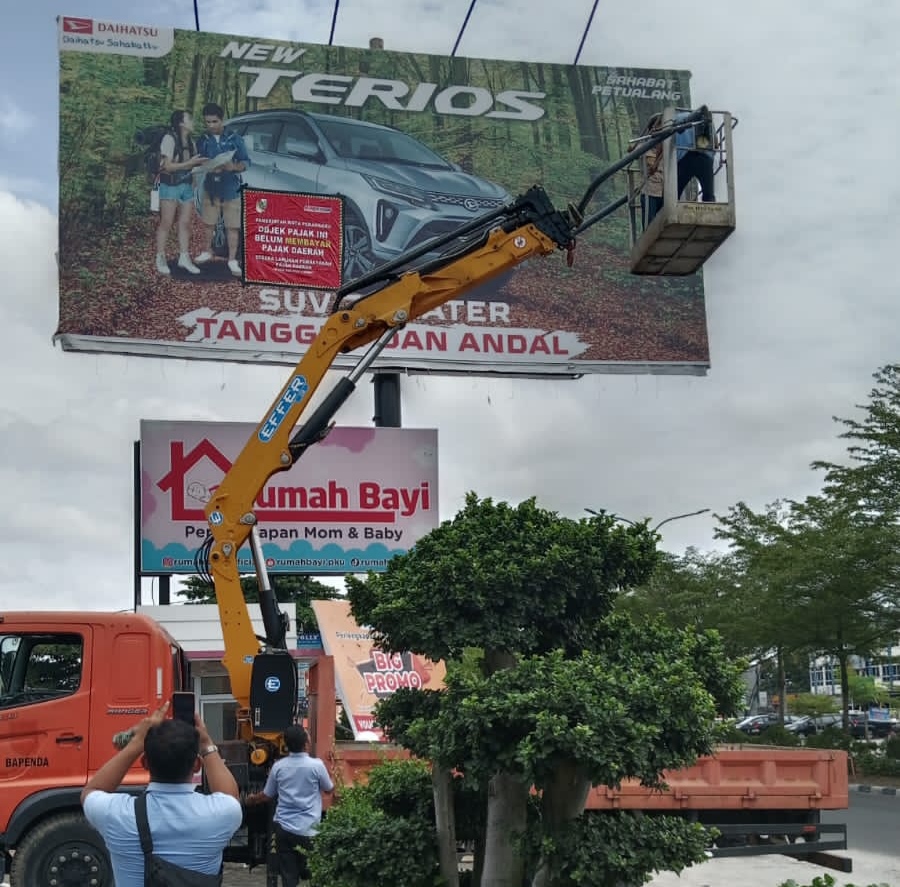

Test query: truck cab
[0,612,186,886]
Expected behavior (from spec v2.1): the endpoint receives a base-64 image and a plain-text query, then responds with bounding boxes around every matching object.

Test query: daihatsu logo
[463,198,481,212]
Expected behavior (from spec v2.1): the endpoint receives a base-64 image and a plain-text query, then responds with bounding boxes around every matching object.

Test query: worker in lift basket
[674,105,717,203]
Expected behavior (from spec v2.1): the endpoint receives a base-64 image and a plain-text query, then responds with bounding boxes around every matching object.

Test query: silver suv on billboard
[226,109,511,281]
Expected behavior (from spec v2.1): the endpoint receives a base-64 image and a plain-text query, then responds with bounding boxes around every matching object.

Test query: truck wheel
[10,812,113,887]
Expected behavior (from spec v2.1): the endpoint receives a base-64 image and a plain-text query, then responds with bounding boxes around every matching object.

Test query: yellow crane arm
[204,194,572,708]
[197,106,714,728]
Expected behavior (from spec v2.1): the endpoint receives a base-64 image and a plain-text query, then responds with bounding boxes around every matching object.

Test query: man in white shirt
[81,701,242,886]
[247,725,334,887]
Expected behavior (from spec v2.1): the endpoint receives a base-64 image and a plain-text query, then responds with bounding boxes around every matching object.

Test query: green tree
[848,674,891,708]
[619,547,754,659]
[178,573,340,631]
[716,495,900,729]
[814,364,900,514]
[790,693,840,718]
[348,494,743,887]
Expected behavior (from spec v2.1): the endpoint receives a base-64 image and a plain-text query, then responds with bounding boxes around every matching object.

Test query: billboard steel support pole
[133,440,141,611]
[373,373,402,428]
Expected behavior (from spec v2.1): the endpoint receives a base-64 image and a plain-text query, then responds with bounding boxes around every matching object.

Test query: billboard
[56,16,707,376]
[311,599,446,741]
[139,421,438,574]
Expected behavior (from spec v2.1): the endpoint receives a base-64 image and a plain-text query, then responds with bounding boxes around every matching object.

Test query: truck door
[0,629,91,796]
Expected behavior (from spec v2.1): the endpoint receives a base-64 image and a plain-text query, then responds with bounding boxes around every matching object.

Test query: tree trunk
[777,647,787,724]
[433,765,459,887]
[839,651,850,732]
[531,760,592,887]
[481,773,529,887]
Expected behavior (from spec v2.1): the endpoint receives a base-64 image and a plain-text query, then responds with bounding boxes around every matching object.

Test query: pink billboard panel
[139,421,438,574]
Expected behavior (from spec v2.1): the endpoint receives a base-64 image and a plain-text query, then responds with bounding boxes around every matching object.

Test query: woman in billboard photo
[154,110,207,276]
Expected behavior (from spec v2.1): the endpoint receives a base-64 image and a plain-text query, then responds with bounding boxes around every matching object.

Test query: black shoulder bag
[134,792,224,887]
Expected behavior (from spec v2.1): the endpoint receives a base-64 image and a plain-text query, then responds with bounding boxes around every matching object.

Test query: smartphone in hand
[172,691,196,725]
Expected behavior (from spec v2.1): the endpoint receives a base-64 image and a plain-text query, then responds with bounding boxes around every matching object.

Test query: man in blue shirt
[247,725,334,887]
[674,107,716,203]
[194,102,251,277]
[82,701,242,886]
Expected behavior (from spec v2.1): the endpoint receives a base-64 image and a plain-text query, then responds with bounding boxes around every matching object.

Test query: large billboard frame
[56,15,708,377]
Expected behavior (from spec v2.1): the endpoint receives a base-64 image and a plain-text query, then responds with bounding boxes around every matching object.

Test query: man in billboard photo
[155,110,207,276]
[194,102,250,277]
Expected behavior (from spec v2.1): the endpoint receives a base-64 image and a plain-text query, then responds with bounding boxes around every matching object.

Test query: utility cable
[451,0,479,57]
[328,0,340,45]
[573,0,600,65]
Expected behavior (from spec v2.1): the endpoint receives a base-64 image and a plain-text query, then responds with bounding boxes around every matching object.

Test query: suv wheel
[342,207,378,283]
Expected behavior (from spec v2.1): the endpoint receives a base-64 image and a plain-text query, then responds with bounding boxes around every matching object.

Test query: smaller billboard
[312,599,445,741]
[242,190,344,289]
[140,421,438,574]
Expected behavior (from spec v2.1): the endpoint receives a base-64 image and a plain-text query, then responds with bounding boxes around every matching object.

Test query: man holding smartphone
[81,700,242,886]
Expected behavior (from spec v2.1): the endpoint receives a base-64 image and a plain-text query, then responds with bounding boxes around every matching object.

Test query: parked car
[735,714,800,736]
[785,713,843,737]
[847,713,898,739]
[226,109,512,283]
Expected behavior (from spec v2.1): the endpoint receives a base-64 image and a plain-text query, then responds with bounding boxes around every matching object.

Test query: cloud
[3,0,900,612]
[0,96,34,143]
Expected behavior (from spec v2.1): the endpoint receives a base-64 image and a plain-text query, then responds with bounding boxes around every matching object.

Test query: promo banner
[311,599,446,741]
[56,16,707,376]
[139,421,438,574]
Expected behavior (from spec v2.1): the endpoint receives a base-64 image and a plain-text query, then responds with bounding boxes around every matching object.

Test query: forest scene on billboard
[57,22,706,373]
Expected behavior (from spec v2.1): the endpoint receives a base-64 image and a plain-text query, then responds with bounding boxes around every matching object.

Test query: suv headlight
[362,175,434,209]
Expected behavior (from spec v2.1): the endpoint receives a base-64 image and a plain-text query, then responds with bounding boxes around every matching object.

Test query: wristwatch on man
[199,744,219,758]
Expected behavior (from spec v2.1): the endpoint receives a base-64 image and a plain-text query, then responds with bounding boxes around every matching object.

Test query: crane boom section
[204,221,563,703]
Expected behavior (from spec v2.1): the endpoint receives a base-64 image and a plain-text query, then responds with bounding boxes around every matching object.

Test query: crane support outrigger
[197,106,732,758]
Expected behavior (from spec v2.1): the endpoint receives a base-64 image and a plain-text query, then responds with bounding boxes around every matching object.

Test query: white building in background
[808,641,900,696]
[137,604,320,743]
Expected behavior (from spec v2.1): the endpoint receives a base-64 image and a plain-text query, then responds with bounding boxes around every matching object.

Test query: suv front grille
[426,192,507,211]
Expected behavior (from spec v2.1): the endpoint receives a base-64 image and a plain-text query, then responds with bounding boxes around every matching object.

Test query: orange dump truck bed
[585,745,849,812]
[327,744,849,814]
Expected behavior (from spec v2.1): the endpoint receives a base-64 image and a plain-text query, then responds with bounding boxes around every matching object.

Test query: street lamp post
[584,507,710,532]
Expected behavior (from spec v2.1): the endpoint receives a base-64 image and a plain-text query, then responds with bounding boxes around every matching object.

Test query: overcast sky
[1,0,898,612]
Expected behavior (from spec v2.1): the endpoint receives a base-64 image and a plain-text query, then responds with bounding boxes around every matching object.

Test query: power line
[573,0,600,65]
[328,0,341,46]
[192,0,200,31]
[451,0,479,58]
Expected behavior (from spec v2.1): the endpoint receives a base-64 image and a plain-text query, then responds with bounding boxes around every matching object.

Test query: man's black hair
[144,720,200,783]
[284,725,309,754]
[202,102,225,120]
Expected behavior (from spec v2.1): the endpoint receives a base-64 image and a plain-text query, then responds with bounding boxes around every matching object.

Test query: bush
[309,761,441,887]
[852,751,900,779]
[528,810,712,887]
[805,727,853,751]
[753,725,800,747]
[363,757,435,821]
[884,735,900,760]
[778,874,890,887]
